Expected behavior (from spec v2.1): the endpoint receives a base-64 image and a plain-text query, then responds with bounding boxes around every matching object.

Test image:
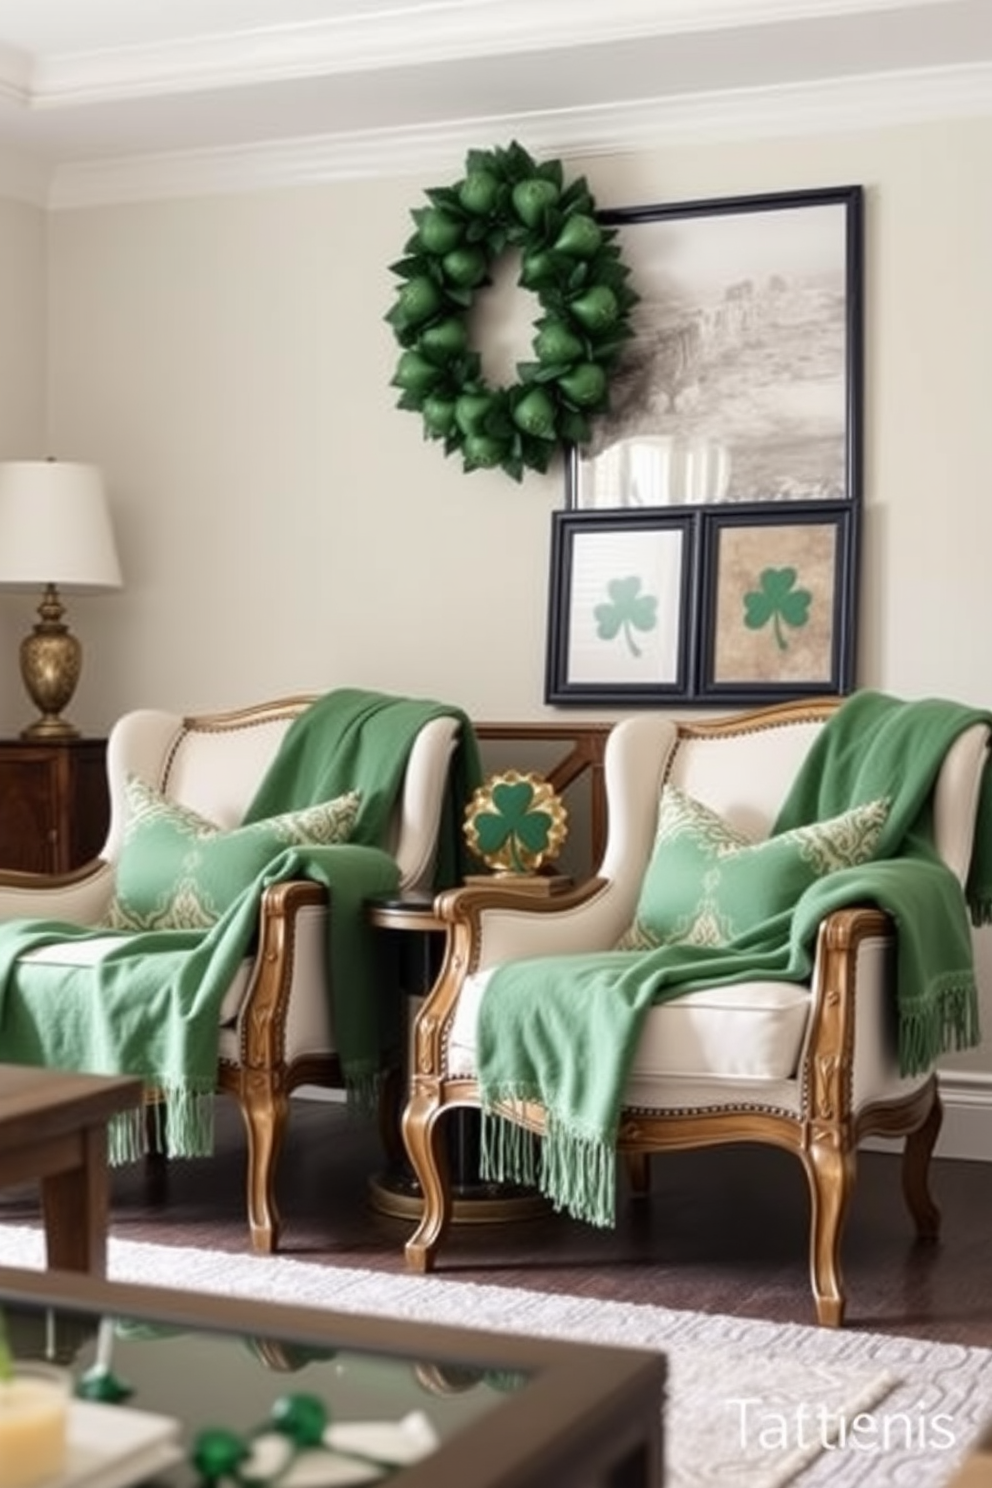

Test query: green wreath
[386,141,639,482]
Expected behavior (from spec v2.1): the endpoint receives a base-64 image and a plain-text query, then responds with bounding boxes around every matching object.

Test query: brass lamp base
[18,583,82,741]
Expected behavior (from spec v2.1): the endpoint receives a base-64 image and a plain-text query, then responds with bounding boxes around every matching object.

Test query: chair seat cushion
[106,775,360,932]
[17,936,253,1025]
[616,784,889,951]
[448,967,811,1083]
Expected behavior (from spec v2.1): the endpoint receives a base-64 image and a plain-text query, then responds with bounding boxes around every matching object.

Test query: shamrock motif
[594,575,658,658]
[75,1316,134,1404]
[190,1391,439,1484]
[464,771,568,875]
[743,567,812,651]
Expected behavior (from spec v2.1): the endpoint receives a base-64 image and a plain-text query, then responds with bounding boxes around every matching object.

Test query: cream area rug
[0,1223,989,1488]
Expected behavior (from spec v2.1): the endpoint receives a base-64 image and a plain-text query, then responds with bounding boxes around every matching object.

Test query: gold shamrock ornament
[463,771,568,876]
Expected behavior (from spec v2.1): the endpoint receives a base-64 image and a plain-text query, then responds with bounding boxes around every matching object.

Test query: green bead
[395,276,442,327]
[458,170,500,215]
[75,1368,134,1404]
[558,362,608,406]
[270,1392,328,1447]
[419,317,470,360]
[519,250,560,289]
[533,321,584,364]
[569,285,619,332]
[552,213,603,259]
[511,177,560,228]
[442,246,489,289]
[421,393,457,437]
[454,391,493,436]
[417,207,463,255]
[192,1427,250,1479]
[513,387,556,439]
[391,350,442,396]
[463,432,507,468]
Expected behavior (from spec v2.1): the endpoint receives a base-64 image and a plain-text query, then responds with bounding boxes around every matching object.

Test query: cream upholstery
[403,699,989,1327]
[0,696,460,1254]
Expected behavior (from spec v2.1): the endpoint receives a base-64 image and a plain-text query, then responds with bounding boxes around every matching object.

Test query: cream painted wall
[44,185,559,729]
[0,190,48,729]
[39,111,992,1071]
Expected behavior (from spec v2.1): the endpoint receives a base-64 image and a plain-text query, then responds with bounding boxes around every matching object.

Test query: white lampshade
[0,460,122,590]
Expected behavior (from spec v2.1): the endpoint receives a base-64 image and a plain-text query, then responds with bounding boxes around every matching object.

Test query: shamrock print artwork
[594,575,659,658]
[743,566,812,651]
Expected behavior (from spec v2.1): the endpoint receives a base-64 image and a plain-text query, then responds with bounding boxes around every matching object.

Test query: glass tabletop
[0,1265,664,1488]
[2,1296,522,1488]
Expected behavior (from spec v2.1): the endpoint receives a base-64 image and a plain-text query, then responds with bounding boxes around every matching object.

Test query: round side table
[366,893,546,1224]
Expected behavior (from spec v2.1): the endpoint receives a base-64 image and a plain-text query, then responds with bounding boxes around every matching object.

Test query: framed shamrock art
[544,509,696,704]
[696,501,857,703]
[544,500,856,705]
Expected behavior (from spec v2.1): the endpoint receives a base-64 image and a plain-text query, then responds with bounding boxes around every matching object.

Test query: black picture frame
[566,184,864,512]
[696,501,858,704]
[544,501,859,706]
[544,509,696,706]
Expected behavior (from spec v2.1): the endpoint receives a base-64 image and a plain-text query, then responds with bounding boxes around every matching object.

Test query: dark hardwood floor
[2,1092,990,1348]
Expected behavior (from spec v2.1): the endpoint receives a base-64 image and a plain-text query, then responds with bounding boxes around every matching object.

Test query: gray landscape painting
[579,198,852,508]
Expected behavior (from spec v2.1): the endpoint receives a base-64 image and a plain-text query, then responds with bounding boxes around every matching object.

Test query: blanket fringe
[346,1068,381,1120]
[480,1105,616,1229]
[969,894,992,929]
[106,1071,381,1167]
[479,1107,539,1189]
[900,978,981,1077]
[108,1088,215,1165]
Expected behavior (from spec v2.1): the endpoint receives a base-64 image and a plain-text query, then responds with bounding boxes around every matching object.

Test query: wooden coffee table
[0,1064,143,1274]
[0,1263,665,1487]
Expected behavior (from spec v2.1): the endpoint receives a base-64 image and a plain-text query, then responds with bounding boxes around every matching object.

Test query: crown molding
[46,58,992,210]
[17,0,931,106]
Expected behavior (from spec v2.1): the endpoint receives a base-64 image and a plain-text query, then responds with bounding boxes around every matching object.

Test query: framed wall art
[696,501,857,703]
[566,185,864,513]
[544,502,858,706]
[544,509,696,705]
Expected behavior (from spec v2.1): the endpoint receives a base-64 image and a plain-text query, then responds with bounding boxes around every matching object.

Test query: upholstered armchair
[403,697,990,1326]
[0,694,463,1254]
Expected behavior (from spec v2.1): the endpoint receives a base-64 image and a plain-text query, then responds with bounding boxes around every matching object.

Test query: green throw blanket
[0,688,482,1161]
[476,692,991,1227]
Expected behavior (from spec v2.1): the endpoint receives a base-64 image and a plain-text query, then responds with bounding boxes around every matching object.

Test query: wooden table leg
[40,1125,109,1275]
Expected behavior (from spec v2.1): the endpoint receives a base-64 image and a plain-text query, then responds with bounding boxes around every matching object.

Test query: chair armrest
[804,905,896,1124]
[434,875,618,968]
[411,879,609,1081]
[234,879,329,1069]
[0,860,116,924]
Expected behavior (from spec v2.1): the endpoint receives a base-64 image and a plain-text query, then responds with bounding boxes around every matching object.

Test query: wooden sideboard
[0,737,109,874]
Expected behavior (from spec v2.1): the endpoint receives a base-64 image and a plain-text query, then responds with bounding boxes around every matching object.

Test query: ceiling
[0,0,990,197]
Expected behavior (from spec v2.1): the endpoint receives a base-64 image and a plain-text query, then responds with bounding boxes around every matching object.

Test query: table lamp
[0,459,123,740]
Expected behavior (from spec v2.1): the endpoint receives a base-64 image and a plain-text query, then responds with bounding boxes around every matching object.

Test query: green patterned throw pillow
[106,775,361,931]
[617,784,890,952]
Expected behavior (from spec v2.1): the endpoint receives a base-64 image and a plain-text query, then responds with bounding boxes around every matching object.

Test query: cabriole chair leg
[234,1076,288,1255]
[403,1094,452,1274]
[903,1085,943,1242]
[804,1134,857,1328]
